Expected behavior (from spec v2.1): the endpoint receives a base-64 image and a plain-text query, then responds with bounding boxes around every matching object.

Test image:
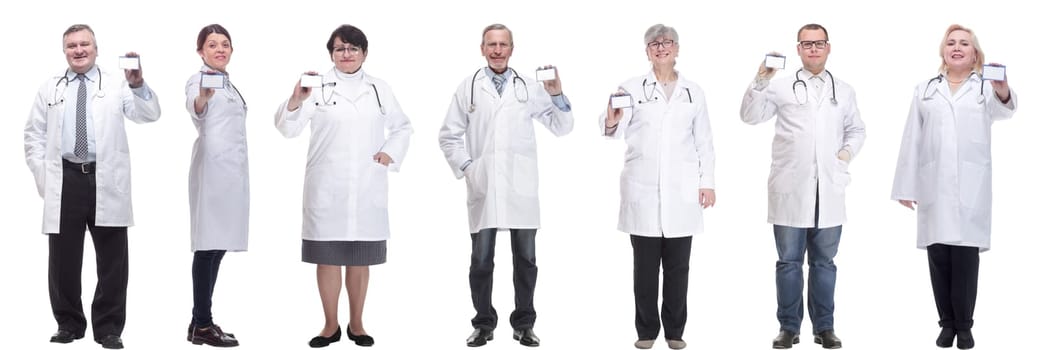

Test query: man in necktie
[24,24,161,350]
[740,23,866,350]
[439,23,574,348]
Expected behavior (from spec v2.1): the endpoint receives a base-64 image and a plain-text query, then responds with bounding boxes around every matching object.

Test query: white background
[1,0,1037,349]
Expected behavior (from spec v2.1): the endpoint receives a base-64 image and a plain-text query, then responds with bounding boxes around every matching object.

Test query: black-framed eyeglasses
[798,40,828,49]
[647,40,675,50]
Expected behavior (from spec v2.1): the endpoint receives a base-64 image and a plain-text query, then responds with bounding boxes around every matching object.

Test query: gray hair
[481,23,513,46]
[644,24,678,45]
[63,24,96,48]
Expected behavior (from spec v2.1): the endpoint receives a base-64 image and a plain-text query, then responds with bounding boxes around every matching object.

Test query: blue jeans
[774,224,841,334]
[469,228,537,330]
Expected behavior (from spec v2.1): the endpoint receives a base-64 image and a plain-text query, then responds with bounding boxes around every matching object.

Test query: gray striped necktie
[74,74,88,160]
[492,74,506,96]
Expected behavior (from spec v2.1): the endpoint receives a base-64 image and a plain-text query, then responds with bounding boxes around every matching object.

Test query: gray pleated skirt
[301,239,387,266]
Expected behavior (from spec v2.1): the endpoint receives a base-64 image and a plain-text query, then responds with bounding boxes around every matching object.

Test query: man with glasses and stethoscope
[739,23,866,350]
[24,24,161,350]
[439,23,573,348]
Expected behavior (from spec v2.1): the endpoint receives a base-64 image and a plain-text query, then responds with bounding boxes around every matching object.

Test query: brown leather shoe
[190,325,240,347]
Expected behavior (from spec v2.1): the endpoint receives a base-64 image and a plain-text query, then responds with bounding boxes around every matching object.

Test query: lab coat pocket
[916,161,938,205]
[831,158,851,187]
[958,162,987,209]
[767,167,795,194]
[465,158,487,200]
[512,155,538,196]
[681,161,702,203]
[370,160,389,208]
[303,167,334,209]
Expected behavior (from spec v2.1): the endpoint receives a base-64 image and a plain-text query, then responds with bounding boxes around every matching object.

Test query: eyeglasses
[647,40,675,50]
[333,46,363,55]
[798,40,828,49]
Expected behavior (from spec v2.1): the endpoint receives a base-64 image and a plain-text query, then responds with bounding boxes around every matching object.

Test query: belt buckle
[80,163,91,174]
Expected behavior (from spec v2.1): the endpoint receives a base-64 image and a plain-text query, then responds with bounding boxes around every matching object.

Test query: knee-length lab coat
[185,67,249,251]
[599,72,715,237]
[275,69,412,241]
[24,66,161,233]
[891,74,1017,252]
[739,71,866,228]
[439,69,574,234]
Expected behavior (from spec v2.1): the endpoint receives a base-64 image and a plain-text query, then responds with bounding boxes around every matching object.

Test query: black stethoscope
[49,67,104,107]
[468,67,528,113]
[922,72,985,104]
[638,78,692,104]
[792,68,837,105]
[313,73,386,115]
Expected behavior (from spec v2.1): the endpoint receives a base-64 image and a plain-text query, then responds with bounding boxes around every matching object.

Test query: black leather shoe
[346,325,374,347]
[466,328,494,347]
[936,327,955,348]
[813,330,842,349]
[189,323,236,340]
[97,335,124,349]
[513,328,540,347]
[956,329,974,349]
[190,325,240,347]
[308,327,341,348]
[50,329,84,343]
[772,330,800,349]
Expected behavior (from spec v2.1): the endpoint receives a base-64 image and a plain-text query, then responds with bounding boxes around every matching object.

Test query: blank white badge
[200,73,226,89]
[535,67,557,82]
[982,64,1006,81]
[118,56,140,70]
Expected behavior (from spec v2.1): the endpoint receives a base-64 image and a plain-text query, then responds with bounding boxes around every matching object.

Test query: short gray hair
[644,24,678,45]
[481,23,513,46]
[63,24,96,47]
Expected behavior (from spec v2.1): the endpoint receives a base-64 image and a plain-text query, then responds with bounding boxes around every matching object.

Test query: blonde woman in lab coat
[275,24,412,348]
[184,24,246,348]
[601,24,715,350]
[891,24,1016,350]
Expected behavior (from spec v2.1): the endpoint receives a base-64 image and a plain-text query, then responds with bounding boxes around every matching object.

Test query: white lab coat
[439,69,574,234]
[24,65,161,233]
[891,74,1017,252]
[740,71,866,228]
[599,72,715,237]
[185,67,249,251]
[275,69,412,241]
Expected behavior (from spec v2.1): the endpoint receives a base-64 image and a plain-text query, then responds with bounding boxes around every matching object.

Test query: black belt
[63,159,96,174]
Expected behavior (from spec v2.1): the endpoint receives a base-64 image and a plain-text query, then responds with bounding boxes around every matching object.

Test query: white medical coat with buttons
[439,70,574,234]
[275,69,412,241]
[24,66,161,234]
[185,67,249,251]
[891,74,1017,252]
[599,72,715,237]
[740,72,866,228]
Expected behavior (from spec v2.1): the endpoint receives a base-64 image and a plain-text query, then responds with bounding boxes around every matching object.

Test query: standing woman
[600,24,716,350]
[274,24,412,348]
[891,24,1016,350]
[184,24,247,347]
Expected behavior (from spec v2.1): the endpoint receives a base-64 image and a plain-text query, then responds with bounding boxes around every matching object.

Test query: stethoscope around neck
[49,66,105,107]
[468,67,528,113]
[313,71,386,115]
[639,78,692,104]
[922,72,985,104]
[792,68,837,105]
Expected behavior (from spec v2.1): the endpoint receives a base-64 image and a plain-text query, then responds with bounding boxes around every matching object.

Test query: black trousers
[469,228,537,330]
[631,235,692,340]
[192,250,226,328]
[927,243,979,330]
[49,161,128,340]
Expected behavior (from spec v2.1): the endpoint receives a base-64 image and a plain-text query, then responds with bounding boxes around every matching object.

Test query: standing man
[739,23,865,350]
[439,23,574,348]
[24,24,161,350]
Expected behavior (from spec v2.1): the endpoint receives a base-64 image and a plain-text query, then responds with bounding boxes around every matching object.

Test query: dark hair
[796,23,829,41]
[196,24,232,51]
[326,25,368,54]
